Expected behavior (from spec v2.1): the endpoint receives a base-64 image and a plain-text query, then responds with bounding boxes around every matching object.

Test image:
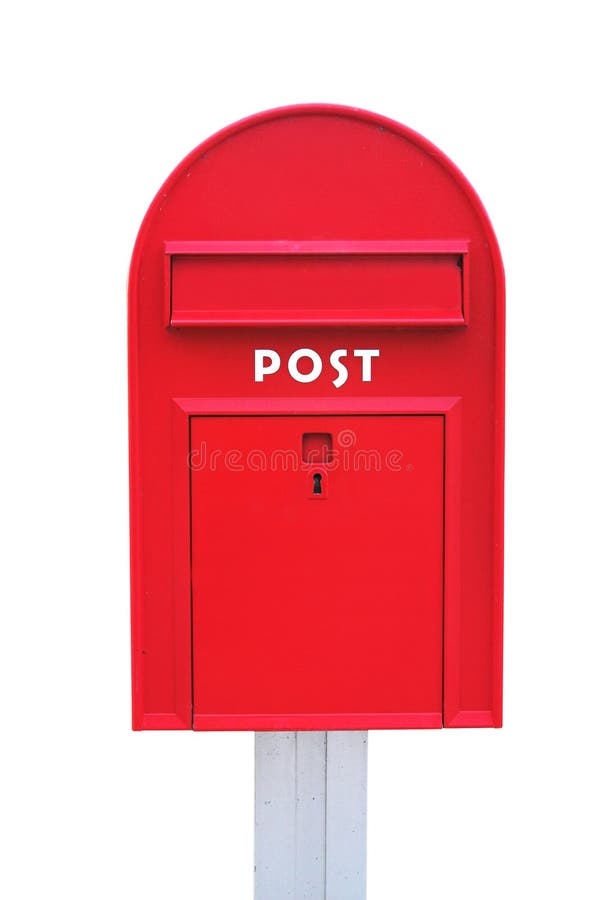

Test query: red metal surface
[128,104,504,730]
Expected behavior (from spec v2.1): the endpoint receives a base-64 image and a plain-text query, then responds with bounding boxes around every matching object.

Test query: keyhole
[312,473,323,495]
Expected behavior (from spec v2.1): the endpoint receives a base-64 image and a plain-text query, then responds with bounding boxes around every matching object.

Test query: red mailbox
[128,105,504,731]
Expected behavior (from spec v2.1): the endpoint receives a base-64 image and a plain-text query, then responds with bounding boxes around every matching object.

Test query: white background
[1,2,598,897]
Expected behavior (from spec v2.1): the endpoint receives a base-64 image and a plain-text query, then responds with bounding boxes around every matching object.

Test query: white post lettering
[255,349,281,381]
[353,349,380,382]
[330,349,348,389]
[288,348,323,384]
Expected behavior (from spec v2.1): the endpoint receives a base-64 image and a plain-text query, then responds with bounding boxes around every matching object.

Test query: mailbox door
[190,414,444,730]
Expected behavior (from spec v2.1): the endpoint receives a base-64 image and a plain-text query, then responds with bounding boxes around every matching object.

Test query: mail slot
[128,104,504,731]
[167,241,467,326]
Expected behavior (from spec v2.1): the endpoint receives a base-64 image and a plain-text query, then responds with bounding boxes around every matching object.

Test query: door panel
[191,415,444,728]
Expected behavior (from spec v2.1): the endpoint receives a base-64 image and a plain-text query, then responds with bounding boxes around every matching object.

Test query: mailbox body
[128,105,504,731]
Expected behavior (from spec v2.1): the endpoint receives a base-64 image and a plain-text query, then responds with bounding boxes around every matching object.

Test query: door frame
[166,395,463,729]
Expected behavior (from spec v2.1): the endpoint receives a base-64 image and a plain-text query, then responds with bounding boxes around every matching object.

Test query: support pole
[255,731,367,899]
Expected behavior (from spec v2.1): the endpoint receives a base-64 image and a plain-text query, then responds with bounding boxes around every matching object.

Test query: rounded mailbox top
[130,103,503,300]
